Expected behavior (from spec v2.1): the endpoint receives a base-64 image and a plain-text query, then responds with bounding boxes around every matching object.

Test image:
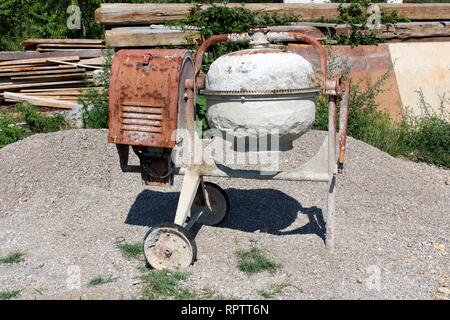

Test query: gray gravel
[0,129,448,300]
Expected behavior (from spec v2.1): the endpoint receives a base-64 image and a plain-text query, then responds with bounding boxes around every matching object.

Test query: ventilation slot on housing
[120,105,163,134]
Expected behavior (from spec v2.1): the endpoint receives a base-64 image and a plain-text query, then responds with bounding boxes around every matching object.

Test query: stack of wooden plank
[21,39,105,59]
[0,55,102,110]
[0,39,106,62]
[95,3,450,47]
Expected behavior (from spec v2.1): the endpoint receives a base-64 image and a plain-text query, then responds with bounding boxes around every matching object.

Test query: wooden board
[0,80,85,90]
[20,87,96,93]
[18,95,79,100]
[37,43,105,49]
[0,51,91,62]
[3,92,77,109]
[18,90,82,95]
[0,68,84,77]
[21,38,104,50]
[0,65,75,73]
[0,64,47,69]
[10,72,87,81]
[95,3,450,25]
[0,56,79,66]
[79,57,105,66]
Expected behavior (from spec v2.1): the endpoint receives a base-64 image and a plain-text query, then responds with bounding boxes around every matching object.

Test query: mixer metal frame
[172,30,350,251]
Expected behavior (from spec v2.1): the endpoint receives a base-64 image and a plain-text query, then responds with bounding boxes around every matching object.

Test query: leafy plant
[78,47,113,129]
[168,3,298,70]
[314,74,450,168]
[404,91,450,167]
[235,247,282,276]
[18,103,69,133]
[0,116,28,148]
[316,0,410,46]
[0,251,25,264]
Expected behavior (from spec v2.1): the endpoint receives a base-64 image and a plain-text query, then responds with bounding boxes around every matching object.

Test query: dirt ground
[0,129,448,300]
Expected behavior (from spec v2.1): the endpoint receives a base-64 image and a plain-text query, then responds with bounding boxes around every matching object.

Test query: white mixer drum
[203,48,319,151]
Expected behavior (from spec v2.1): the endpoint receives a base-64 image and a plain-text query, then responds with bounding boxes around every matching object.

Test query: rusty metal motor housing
[108,49,193,185]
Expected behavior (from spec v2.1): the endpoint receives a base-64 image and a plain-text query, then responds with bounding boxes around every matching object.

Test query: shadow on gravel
[125,188,325,242]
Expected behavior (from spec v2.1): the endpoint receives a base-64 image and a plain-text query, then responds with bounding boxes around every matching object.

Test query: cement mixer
[108,29,350,270]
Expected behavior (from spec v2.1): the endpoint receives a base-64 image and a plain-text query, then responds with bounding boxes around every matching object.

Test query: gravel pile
[0,129,448,300]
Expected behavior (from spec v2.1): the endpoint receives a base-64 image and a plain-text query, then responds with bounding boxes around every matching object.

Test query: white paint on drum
[206,49,315,92]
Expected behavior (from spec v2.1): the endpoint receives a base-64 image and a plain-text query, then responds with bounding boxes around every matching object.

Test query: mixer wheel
[143,223,197,270]
[191,182,229,226]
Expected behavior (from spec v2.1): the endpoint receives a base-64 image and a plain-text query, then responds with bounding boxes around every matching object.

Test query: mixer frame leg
[325,96,337,251]
[174,169,201,227]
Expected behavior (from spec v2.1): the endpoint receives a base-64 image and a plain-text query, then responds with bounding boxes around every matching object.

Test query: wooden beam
[378,22,450,40]
[95,3,450,25]
[105,27,201,47]
[3,92,78,109]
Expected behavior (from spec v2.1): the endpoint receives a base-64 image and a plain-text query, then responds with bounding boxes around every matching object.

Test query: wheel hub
[143,224,196,270]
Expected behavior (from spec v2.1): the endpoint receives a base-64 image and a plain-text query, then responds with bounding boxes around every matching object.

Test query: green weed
[17,103,69,133]
[87,275,116,287]
[78,47,114,129]
[0,116,28,147]
[0,290,20,300]
[0,251,25,264]
[235,248,282,276]
[257,283,289,299]
[139,268,223,300]
[115,241,142,261]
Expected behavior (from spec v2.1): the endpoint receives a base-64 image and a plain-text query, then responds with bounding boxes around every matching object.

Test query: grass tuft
[0,251,25,264]
[140,269,194,300]
[235,248,282,276]
[115,241,142,261]
[257,283,289,299]
[87,275,116,287]
[140,269,224,300]
[0,290,21,300]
